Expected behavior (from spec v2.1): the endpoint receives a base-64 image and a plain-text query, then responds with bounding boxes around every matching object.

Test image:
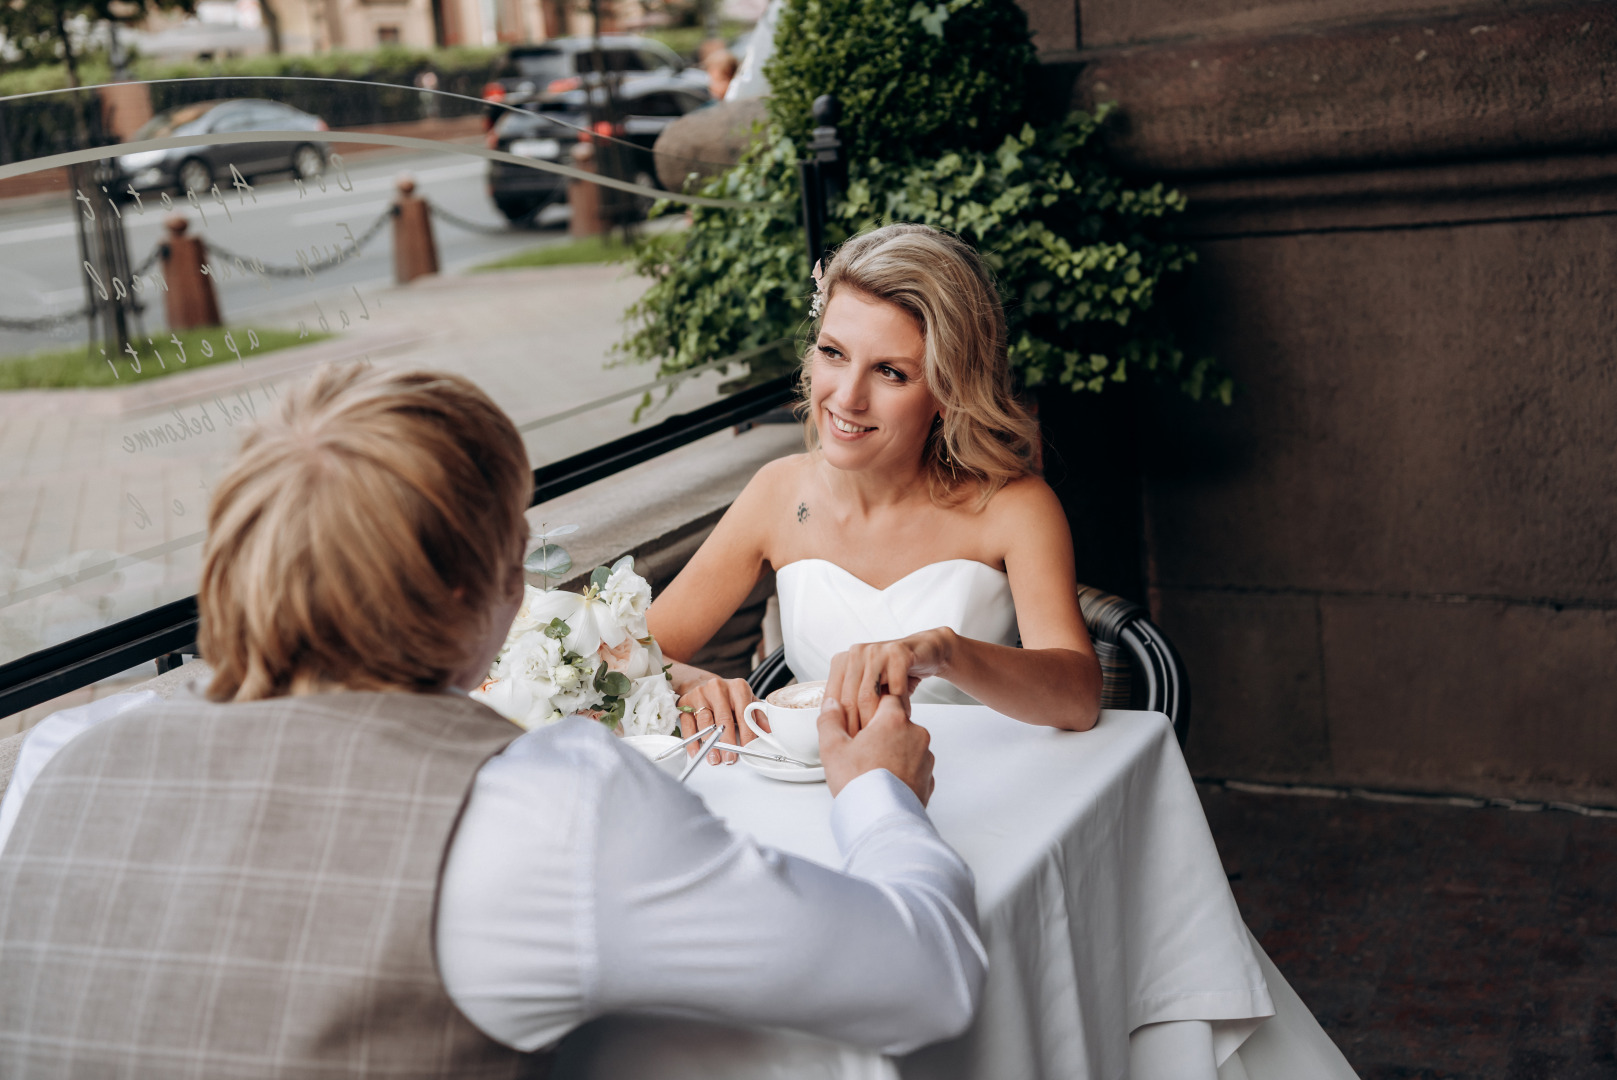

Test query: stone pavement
[1202,784,1617,1079]
[0,258,746,685]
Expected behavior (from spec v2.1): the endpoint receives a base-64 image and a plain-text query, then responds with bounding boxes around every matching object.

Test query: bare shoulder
[983,474,1067,528]
[974,474,1070,556]
[735,453,812,512]
[718,453,812,553]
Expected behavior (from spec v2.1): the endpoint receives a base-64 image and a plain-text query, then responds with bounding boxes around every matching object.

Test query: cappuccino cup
[742,681,826,765]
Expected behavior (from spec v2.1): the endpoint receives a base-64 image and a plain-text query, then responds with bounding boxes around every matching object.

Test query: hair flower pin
[809,259,827,320]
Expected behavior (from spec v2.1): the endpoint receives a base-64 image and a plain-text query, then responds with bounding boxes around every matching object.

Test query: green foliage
[523,542,574,580]
[0,44,501,95]
[765,0,1034,166]
[0,44,503,163]
[0,326,322,389]
[846,113,1228,400]
[134,43,500,85]
[471,233,632,273]
[594,664,633,698]
[618,0,1227,403]
[0,1,195,76]
[0,58,112,95]
[622,139,806,379]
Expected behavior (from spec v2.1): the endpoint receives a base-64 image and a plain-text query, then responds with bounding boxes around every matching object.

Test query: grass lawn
[0,326,327,390]
[470,233,634,273]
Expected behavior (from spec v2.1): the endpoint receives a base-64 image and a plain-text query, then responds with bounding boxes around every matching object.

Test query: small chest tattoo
[796,502,810,524]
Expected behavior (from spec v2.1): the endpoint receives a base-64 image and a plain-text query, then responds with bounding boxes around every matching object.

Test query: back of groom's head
[199,364,530,702]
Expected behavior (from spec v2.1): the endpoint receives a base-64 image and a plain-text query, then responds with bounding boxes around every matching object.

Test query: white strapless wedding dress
[776,558,1018,704]
[774,557,1360,1080]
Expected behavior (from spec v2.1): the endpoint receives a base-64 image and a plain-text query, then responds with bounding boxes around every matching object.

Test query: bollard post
[393,176,440,284]
[162,215,221,330]
[568,141,605,239]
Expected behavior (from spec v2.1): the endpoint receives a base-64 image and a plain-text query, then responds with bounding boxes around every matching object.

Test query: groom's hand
[819,696,935,806]
[827,630,952,734]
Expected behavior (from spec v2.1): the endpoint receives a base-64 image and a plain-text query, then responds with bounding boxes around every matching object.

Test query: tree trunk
[53,1,80,89]
[260,0,284,53]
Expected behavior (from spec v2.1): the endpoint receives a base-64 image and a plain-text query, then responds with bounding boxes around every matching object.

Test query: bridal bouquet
[472,556,682,736]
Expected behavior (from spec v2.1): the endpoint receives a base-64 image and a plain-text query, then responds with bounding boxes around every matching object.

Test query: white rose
[620,673,680,737]
[472,677,565,730]
[525,587,627,657]
[600,560,652,636]
[504,584,548,643]
[549,662,584,691]
[498,631,564,683]
[600,635,664,681]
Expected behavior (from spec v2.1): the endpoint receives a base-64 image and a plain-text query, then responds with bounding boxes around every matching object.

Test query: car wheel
[292,144,325,181]
[494,197,543,225]
[177,157,213,195]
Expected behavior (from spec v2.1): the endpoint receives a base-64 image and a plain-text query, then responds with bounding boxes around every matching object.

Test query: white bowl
[621,734,689,778]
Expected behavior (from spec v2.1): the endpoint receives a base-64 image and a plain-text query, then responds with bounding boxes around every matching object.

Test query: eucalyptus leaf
[537,523,580,538]
[543,618,571,641]
[524,543,573,578]
[599,671,632,697]
[610,555,635,575]
[590,565,612,591]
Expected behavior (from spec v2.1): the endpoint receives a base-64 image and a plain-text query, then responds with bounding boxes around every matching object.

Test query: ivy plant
[619,0,1230,404]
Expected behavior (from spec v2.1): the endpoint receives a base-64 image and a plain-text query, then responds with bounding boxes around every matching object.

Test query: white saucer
[740,755,826,784]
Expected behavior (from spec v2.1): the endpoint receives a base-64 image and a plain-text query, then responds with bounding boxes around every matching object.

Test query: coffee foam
[767,681,825,709]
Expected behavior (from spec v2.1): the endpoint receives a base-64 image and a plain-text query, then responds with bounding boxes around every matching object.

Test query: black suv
[485,70,708,223]
[481,35,702,117]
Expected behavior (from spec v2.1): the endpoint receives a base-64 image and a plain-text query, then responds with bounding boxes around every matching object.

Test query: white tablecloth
[555,707,1358,1080]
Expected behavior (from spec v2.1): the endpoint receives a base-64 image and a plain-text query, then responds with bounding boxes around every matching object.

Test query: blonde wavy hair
[801,223,1041,506]
[199,364,531,701]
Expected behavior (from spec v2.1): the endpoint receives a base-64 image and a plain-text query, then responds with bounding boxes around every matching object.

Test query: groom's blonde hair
[198,364,530,702]
[803,223,1040,506]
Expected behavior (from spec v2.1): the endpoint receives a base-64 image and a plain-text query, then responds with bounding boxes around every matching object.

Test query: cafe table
[557,706,1360,1080]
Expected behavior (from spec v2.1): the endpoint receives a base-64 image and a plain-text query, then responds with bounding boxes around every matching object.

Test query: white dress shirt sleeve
[437,717,987,1056]
[0,691,160,856]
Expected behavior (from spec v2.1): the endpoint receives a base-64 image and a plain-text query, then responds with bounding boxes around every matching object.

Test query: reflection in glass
[0,77,776,667]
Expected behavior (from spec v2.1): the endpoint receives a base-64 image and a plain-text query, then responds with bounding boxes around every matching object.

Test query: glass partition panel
[0,77,797,667]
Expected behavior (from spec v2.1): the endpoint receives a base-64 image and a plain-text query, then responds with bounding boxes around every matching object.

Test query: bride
[647,223,1104,762]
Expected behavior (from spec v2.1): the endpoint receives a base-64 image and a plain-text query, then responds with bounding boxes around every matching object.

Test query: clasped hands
[675,629,950,804]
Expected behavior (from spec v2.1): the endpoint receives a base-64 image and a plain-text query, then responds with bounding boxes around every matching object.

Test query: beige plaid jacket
[0,689,550,1079]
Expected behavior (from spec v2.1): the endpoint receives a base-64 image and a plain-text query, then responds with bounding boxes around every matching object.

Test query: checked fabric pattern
[0,689,549,1080]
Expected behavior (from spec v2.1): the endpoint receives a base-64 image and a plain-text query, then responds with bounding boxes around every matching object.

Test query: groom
[0,366,984,1078]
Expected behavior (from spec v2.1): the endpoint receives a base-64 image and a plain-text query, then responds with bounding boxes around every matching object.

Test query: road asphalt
[0,213,740,678]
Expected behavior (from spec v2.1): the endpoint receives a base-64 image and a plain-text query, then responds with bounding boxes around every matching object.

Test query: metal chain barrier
[131,241,165,279]
[0,203,393,333]
[424,199,519,237]
[204,204,396,279]
[0,305,93,332]
[0,240,164,332]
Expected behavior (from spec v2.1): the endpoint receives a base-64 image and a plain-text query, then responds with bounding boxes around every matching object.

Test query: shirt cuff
[830,768,930,853]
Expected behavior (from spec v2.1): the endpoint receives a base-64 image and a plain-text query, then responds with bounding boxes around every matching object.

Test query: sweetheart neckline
[775,557,1008,594]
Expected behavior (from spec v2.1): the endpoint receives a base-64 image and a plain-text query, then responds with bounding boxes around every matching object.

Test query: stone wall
[1026,0,1617,804]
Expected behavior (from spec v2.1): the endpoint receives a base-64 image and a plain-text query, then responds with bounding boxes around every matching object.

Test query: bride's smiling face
[810,289,939,475]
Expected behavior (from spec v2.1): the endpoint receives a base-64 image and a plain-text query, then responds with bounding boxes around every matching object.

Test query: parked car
[480,35,706,121]
[118,99,329,195]
[485,73,709,223]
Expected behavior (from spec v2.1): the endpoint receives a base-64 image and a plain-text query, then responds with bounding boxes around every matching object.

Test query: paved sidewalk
[0,258,744,674]
[1203,784,1617,1079]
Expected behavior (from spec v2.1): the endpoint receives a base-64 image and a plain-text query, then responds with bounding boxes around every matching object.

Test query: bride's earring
[932,416,958,476]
